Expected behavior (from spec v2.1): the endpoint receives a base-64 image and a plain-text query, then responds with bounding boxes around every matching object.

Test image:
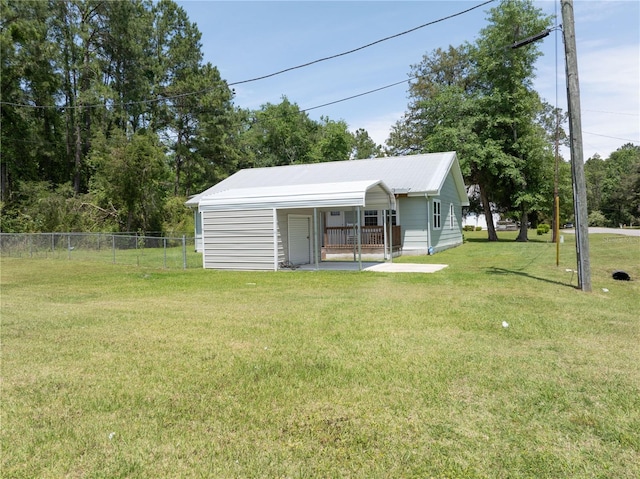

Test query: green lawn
[2,231,639,478]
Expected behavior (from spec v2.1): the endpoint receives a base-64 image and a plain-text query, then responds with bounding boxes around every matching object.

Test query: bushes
[588,210,608,227]
[537,223,550,235]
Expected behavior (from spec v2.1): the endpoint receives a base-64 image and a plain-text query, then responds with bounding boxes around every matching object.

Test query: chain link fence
[0,233,201,269]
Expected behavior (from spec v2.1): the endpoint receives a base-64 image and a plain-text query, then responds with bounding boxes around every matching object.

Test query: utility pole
[561,0,591,291]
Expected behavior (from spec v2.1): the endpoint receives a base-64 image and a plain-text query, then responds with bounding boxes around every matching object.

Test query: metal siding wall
[399,197,429,251]
[202,209,275,270]
[430,173,463,251]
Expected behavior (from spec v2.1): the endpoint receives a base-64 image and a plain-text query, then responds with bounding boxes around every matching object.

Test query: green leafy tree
[164,64,238,196]
[311,117,354,163]
[1,0,66,201]
[601,144,640,226]
[244,98,319,167]
[351,128,383,159]
[89,129,169,232]
[388,0,554,242]
[584,154,606,214]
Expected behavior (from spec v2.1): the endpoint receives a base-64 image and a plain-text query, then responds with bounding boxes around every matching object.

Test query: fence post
[163,237,167,269]
[112,234,116,264]
[68,234,71,260]
[182,235,187,269]
[29,234,33,258]
[51,233,54,256]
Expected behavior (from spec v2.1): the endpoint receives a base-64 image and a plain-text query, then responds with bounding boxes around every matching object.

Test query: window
[433,200,441,229]
[364,210,378,226]
[449,203,455,229]
[387,209,397,226]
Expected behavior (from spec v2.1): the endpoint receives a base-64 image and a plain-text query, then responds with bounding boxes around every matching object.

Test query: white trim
[200,210,205,268]
[449,203,455,229]
[313,208,319,270]
[433,199,442,230]
[426,195,432,248]
[273,208,278,271]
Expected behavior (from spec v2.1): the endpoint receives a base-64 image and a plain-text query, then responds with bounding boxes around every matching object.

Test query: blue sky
[177,0,639,161]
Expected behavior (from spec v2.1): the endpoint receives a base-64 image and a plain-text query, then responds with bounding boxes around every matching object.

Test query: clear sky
[176,0,640,161]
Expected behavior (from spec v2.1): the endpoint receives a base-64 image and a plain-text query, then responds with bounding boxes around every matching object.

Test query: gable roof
[187,152,468,207]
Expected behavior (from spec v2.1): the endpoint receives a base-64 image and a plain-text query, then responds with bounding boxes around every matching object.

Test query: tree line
[0,0,382,233]
[2,0,638,237]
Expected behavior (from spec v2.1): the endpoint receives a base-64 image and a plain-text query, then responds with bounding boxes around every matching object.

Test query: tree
[311,117,353,163]
[600,144,640,226]
[473,0,553,241]
[1,0,66,201]
[387,0,554,241]
[351,128,383,159]
[244,98,318,167]
[584,154,606,213]
[89,129,169,232]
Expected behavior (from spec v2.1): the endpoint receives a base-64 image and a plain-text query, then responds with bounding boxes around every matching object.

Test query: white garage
[197,180,396,270]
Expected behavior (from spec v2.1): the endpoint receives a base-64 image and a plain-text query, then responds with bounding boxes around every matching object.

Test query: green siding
[429,173,463,252]
[399,196,428,252]
[398,171,463,254]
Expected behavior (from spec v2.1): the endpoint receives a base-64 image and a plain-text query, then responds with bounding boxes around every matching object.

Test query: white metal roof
[187,152,468,207]
[198,180,396,211]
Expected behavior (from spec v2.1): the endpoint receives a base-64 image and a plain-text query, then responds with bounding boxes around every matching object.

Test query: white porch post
[200,209,205,268]
[313,208,319,270]
[426,194,432,250]
[273,208,278,271]
[383,209,389,261]
[389,208,394,263]
[352,208,357,262]
[357,206,362,271]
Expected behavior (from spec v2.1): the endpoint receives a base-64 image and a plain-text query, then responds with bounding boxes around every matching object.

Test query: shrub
[588,210,607,227]
[475,226,482,231]
[463,225,476,231]
[537,224,550,235]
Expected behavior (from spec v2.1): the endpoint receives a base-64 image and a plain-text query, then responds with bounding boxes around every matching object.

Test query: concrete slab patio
[295,262,448,273]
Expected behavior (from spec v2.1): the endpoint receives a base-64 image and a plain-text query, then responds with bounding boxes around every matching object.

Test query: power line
[229,0,495,87]
[0,0,496,111]
[301,77,418,112]
[583,131,640,143]
[583,109,639,117]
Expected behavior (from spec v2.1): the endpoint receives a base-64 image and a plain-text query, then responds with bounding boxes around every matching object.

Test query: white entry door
[288,215,311,265]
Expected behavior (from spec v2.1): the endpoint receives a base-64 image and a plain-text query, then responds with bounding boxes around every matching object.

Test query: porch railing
[324,226,401,250]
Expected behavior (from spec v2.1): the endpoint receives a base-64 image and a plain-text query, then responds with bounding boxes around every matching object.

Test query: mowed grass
[1,231,639,478]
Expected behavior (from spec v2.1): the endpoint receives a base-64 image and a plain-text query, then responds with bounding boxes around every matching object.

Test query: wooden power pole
[561,0,591,291]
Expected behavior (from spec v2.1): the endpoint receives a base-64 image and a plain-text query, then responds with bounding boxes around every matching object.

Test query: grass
[1,231,639,478]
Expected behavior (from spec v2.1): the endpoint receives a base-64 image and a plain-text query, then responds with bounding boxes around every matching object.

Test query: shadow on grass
[465,237,552,244]
[486,267,576,289]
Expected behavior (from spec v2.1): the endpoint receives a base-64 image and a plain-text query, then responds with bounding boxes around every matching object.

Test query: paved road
[561,227,640,237]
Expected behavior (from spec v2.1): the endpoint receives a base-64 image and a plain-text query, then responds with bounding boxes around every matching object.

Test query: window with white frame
[364,210,378,226]
[387,209,397,226]
[433,199,441,229]
[449,203,455,229]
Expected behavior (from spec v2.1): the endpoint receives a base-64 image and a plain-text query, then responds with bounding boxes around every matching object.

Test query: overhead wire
[0,0,496,111]
[301,77,418,112]
[583,131,640,143]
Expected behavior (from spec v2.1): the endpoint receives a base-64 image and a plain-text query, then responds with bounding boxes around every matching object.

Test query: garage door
[288,215,311,265]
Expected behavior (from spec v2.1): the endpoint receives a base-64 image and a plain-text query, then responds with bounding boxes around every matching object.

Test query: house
[186,152,469,270]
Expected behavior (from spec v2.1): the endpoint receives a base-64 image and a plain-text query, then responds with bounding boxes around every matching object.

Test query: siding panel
[202,209,276,270]
[430,173,463,252]
[400,197,429,252]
